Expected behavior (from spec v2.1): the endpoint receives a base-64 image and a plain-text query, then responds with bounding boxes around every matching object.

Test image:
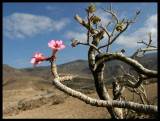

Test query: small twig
[131,33,157,59]
[110,2,112,12]
[76,41,102,54]
[99,9,141,51]
[131,47,157,59]
[124,10,142,24]
[101,5,119,24]
[98,23,130,50]
[100,24,110,37]
[137,41,157,48]
[99,24,112,52]
[121,18,125,23]
[107,37,111,52]
[106,19,112,28]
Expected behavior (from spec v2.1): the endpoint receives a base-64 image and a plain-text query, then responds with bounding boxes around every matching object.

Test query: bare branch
[125,10,142,24]
[74,14,96,34]
[98,23,130,50]
[118,65,138,83]
[110,3,112,12]
[112,80,120,99]
[50,59,157,115]
[101,5,119,24]
[94,52,157,78]
[98,10,141,51]
[137,41,157,48]
[76,41,102,54]
[131,48,157,59]
[73,3,157,119]
[53,77,157,114]
[100,24,110,37]
[132,33,157,59]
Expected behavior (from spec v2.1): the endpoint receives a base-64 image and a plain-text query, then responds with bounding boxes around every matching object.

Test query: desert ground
[3,82,157,119]
[3,87,110,119]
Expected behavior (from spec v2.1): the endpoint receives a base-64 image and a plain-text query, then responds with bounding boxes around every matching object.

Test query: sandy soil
[3,92,110,119]
[3,83,157,119]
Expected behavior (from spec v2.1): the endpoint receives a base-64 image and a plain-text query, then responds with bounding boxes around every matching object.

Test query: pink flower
[48,40,65,56]
[30,51,47,67]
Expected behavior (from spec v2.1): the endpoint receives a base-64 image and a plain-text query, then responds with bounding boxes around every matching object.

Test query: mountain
[3,75,51,90]
[3,53,157,90]
[3,64,23,80]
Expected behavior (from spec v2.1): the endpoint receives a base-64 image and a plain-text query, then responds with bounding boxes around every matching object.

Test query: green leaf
[91,2,94,6]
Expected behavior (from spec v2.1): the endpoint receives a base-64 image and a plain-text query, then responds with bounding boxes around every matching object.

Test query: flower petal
[34,61,38,67]
[50,40,56,44]
[30,57,36,63]
[38,52,43,57]
[38,61,41,64]
[48,40,55,48]
[35,51,39,57]
[56,40,63,45]
[60,45,66,49]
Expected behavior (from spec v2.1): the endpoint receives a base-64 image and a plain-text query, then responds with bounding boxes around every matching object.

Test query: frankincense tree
[30,3,157,119]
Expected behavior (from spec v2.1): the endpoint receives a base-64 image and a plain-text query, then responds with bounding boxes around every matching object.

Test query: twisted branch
[73,3,157,119]
[50,58,157,115]
[94,52,157,78]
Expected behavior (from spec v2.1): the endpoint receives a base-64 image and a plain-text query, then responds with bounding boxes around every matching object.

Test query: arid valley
[3,53,157,119]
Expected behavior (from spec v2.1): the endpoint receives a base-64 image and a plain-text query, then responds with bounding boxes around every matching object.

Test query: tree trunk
[88,36,123,119]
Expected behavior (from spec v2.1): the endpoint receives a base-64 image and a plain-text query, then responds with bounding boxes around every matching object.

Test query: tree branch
[50,58,157,115]
[94,52,157,78]
[74,14,96,34]
[101,5,119,24]
[131,48,157,59]
[131,33,157,59]
[76,41,102,54]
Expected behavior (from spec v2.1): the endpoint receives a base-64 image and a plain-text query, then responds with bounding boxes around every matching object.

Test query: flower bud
[89,6,95,13]
[116,24,123,31]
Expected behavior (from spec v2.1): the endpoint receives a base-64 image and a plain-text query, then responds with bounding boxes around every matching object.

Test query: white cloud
[54,18,71,31]
[3,13,70,39]
[145,14,157,28]
[115,14,157,48]
[64,31,87,43]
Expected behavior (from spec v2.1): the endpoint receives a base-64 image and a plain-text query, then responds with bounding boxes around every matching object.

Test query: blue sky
[3,2,157,69]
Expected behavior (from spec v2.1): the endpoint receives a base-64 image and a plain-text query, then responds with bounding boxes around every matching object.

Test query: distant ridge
[3,52,157,90]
